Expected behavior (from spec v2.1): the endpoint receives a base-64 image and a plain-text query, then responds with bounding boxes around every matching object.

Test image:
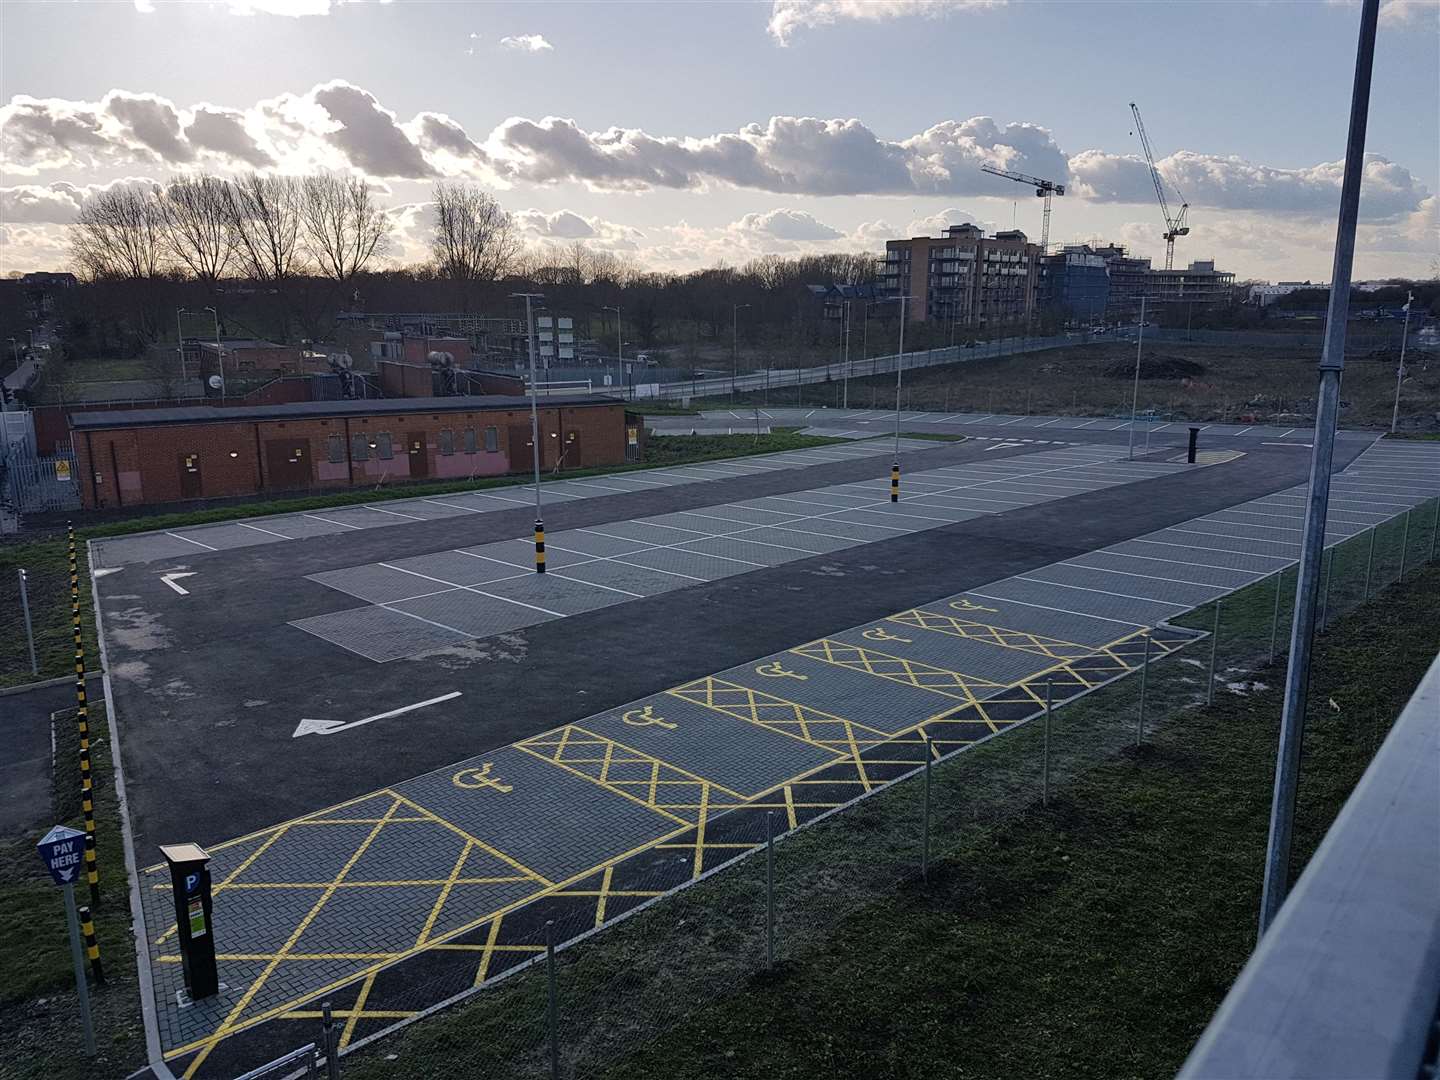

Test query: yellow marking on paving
[783,785,798,830]
[692,783,711,878]
[387,791,554,887]
[791,638,1003,702]
[472,916,505,987]
[513,741,692,827]
[888,609,1099,660]
[182,797,406,1078]
[156,877,530,891]
[156,953,405,963]
[340,971,377,1049]
[416,841,473,948]
[667,676,879,753]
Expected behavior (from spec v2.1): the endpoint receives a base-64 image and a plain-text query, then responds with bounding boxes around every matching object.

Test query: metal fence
[231,497,1440,1080]
[1,441,81,514]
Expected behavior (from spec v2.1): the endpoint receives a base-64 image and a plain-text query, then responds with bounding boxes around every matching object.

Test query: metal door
[178,453,203,499]
[406,432,429,478]
[264,439,311,491]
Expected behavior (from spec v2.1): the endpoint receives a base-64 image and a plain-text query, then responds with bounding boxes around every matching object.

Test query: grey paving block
[974,576,1185,627]
[1110,538,1291,575]
[289,605,469,661]
[828,621,1060,685]
[757,527,862,555]
[91,532,202,566]
[1154,526,1301,557]
[1022,564,1225,608]
[386,550,528,586]
[675,535,808,568]
[309,563,451,604]
[939,591,1149,646]
[390,589,559,638]
[551,559,690,597]
[393,745,679,882]
[170,523,281,551]
[459,538,590,571]
[579,697,842,799]
[617,546,745,581]
[1067,551,1264,590]
[478,571,627,616]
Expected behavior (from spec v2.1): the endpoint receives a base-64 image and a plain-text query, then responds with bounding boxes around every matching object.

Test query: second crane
[1130,102,1190,270]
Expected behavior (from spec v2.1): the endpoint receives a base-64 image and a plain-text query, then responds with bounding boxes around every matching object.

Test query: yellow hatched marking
[473,915,505,987]
[388,791,554,887]
[594,866,615,927]
[692,783,710,878]
[666,677,880,752]
[888,609,1097,660]
[340,971,376,1049]
[416,841,472,948]
[791,639,1003,702]
[783,785,797,830]
[182,797,406,1078]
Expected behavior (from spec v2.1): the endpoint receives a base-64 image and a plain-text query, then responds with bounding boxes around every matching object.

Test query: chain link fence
[244,495,1440,1080]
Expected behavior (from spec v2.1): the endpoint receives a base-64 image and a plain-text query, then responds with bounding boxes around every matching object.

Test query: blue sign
[36,825,87,886]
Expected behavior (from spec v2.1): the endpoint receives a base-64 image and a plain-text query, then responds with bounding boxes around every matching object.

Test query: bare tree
[300,175,390,284]
[160,175,239,291]
[70,183,167,281]
[226,174,307,285]
[430,180,519,287]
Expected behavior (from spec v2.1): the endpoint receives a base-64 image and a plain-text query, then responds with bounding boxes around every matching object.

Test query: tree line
[62,173,884,357]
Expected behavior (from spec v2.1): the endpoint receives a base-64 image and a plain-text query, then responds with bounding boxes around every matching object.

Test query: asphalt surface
[96,435,1372,858]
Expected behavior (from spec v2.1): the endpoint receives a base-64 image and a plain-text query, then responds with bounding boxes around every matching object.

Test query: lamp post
[1390,290,1412,434]
[202,306,224,399]
[512,292,547,573]
[602,304,622,390]
[841,299,852,410]
[731,303,750,398]
[1128,295,1148,460]
[888,296,913,501]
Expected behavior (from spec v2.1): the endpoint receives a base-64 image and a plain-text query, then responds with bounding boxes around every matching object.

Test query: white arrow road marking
[94,567,124,578]
[984,441,1024,452]
[160,572,197,595]
[293,691,462,738]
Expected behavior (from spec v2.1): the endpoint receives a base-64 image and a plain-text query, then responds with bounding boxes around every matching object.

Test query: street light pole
[1259,0,1379,937]
[1129,295,1147,460]
[512,292,547,573]
[842,300,852,410]
[732,303,749,399]
[891,295,912,502]
[602,304,623,394]
[1390,290,1412,434]
[203,306,224,399]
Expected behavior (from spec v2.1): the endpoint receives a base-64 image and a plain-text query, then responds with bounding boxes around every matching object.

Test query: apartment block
[875,224,1040,327]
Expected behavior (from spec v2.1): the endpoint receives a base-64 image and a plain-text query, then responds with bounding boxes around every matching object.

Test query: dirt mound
[1101,354,1208,380]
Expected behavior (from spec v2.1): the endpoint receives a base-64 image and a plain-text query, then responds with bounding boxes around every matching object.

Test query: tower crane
[1129,102,1189,270]
[978,165,1065,253]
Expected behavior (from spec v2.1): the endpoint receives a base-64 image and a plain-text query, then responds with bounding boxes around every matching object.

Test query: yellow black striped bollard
[79,905,106,984]
[891,462,900,503]
[75,656,100,908]
[535,519,546,574]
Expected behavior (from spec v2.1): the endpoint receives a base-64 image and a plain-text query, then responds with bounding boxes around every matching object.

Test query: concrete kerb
[89,537,175,1080]
[333,615,1210,1072]
[0,670,103,697]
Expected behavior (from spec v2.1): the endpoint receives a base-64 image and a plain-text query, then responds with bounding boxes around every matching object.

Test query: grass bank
[340,546,1439,1080]
[0,701,147,1079]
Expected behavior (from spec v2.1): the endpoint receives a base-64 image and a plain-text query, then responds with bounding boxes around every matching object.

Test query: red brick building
[71,395,642,510]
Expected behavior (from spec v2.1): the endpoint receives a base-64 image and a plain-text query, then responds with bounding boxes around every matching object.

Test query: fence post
[765,810,775,971]
[18,568,38,676]
[1042,678,1053,807]
[1206,601,1222,706]
[1399,508,1411,580]
[320,1001,340,1080]
[1363,525,1376,600]
[546,920,559,1080]
[920,734,932,883]
[1136,633,1152,746]
[1269,569,1283,664]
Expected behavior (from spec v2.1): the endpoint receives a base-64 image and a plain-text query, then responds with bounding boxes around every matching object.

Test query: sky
[1,0,1437,282]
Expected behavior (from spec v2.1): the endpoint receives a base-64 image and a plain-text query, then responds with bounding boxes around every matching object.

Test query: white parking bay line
[167,531,218,551]
[303,513,364,530]
[235,521,292,539]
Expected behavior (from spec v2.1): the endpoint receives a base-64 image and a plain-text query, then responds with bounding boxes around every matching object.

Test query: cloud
[485,114,1068,196]
[500,34,553,52]
[1378,0,1440,24]
[1070,149,1431,223]
[1,81,1430,225]
[0,177,162,224]
[732,208,844,242]
[132,0,358,15]
[514,208,644,252]
[767,0,1002,44]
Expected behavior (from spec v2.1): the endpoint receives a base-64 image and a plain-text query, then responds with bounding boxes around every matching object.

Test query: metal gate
[1,443,82,515]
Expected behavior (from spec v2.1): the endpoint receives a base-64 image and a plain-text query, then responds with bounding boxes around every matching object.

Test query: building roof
[68,394,623,430]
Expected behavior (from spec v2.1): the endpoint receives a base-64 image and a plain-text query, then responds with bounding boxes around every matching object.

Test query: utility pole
[1129,296,1147,460]
[732,303,750,398]
[512,293,547,573]
[841,299,852,410]
[1258,0,1380,937]
[890,296,912,501]
[603,304,622,390]
[1390,290,1412,434]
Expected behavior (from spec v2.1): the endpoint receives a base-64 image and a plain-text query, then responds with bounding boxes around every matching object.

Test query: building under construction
[1039,244,1236,323]
[875,224,1040,327]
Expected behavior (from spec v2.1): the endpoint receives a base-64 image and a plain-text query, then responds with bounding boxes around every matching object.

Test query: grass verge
[0,538,93,690]
[338,551,1440,1080]
[0,701,147,1079]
